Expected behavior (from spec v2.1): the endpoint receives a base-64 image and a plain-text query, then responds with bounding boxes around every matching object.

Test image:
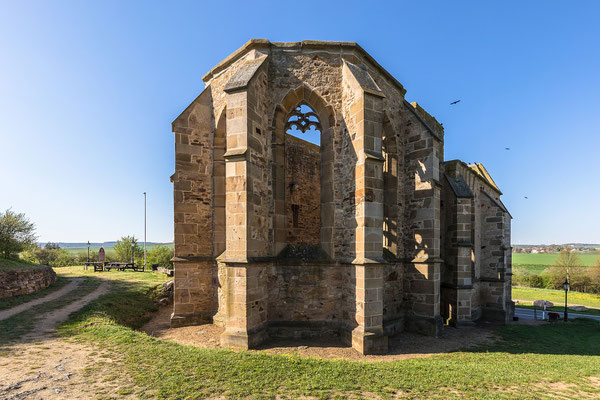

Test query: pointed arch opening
[272,86,335,257]
[284,103,322,246]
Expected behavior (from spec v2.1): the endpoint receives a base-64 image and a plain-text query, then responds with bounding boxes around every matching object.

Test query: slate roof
[445,173,474,198]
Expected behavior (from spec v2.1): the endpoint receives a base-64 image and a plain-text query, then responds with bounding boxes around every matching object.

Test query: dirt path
[21,281,111,341]
[0,280,137,399]
[0,279,83,322]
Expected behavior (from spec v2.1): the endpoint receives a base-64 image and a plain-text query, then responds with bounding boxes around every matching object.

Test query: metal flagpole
[144,192,147,269]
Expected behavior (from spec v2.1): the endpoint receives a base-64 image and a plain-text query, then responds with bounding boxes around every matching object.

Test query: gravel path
[0,279,83,322]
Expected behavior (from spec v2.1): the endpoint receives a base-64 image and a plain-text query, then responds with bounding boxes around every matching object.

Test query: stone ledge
[170,312,213,328]
[220,325,268,349]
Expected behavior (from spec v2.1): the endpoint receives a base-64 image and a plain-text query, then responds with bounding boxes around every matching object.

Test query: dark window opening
[292,204,300,228]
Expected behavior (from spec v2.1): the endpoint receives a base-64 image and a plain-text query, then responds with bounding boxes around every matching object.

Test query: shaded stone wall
[266,262,347,337]
[480,197,504,279]
[442,160,513,324]
[0,265,56,298]
[284,134,320,246]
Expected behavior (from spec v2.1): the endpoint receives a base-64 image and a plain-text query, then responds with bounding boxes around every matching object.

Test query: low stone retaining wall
[0,265,57,298]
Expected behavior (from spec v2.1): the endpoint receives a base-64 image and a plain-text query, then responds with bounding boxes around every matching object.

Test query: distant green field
[512,252,599,274]
[63,243,173,256]
[513,252,599,266]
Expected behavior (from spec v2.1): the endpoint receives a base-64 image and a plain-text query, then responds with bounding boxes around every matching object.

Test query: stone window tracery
[285,104,321,144]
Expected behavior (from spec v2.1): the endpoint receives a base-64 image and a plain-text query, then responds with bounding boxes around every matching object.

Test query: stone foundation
[0,265,57,298]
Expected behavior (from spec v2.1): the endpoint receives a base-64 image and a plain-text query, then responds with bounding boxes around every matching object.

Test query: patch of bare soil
[0,339,136,400]
[531,379,600,399]
[0,281,137,399]
[0,279,83,322]
[142,306,498,361]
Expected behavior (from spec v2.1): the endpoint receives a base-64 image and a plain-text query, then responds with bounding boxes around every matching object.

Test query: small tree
[0,209,37,258]
[586,265,600,293]
[114,236,143,263]
[553,250,581,278]
[147,246,174,269]
[548,250,586,290]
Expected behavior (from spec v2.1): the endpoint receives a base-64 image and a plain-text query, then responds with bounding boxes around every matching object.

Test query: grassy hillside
[0,258,45,271]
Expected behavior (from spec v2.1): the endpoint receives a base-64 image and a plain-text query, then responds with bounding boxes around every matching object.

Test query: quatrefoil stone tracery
[285,105,322,133]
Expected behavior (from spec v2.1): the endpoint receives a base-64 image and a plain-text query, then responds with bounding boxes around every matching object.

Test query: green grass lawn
[4,266,600,398]
[46,268,600,399]
[513,286,600,309]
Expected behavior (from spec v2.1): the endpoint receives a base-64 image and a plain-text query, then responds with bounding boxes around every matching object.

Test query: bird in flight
[524,196,529,199]
[450,100,461,105]
[505,147,510,150]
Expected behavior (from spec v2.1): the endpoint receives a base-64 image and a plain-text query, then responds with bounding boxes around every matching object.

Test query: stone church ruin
[170,40,514,354]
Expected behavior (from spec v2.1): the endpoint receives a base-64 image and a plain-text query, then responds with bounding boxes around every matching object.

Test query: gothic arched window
[285,103,321,145]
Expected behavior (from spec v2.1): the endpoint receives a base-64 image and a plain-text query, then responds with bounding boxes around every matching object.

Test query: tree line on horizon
[0,209,173,269]
[513,250,600,294]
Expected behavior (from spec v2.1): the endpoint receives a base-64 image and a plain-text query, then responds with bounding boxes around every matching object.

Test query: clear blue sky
[1,1,599,245]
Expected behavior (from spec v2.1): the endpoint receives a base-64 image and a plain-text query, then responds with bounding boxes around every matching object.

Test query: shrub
[0,209,37,258]
[114,236,144,263]
[146,246,174,269]
[20,245,79,267]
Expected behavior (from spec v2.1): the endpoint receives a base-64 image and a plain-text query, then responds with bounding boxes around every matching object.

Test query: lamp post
[87,241,90,263]
[131,240,135,266]
[563,279,570,321]
[143,192,147,270]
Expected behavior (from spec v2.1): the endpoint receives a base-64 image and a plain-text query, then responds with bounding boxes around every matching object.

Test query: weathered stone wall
[401,102,444,335]
[171,40,513,353]
[383,262,404,335]
[267,262,347,337]
[284,134,320,246]
[0,265,56,298]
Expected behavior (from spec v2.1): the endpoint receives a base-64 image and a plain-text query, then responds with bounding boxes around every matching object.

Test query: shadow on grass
[470,318,600,356]
[60,276,162,334]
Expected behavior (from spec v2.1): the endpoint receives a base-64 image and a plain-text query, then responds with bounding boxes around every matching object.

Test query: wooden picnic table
[104,262,144,272]
[82,261,106,272]
[83,262,144,272]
